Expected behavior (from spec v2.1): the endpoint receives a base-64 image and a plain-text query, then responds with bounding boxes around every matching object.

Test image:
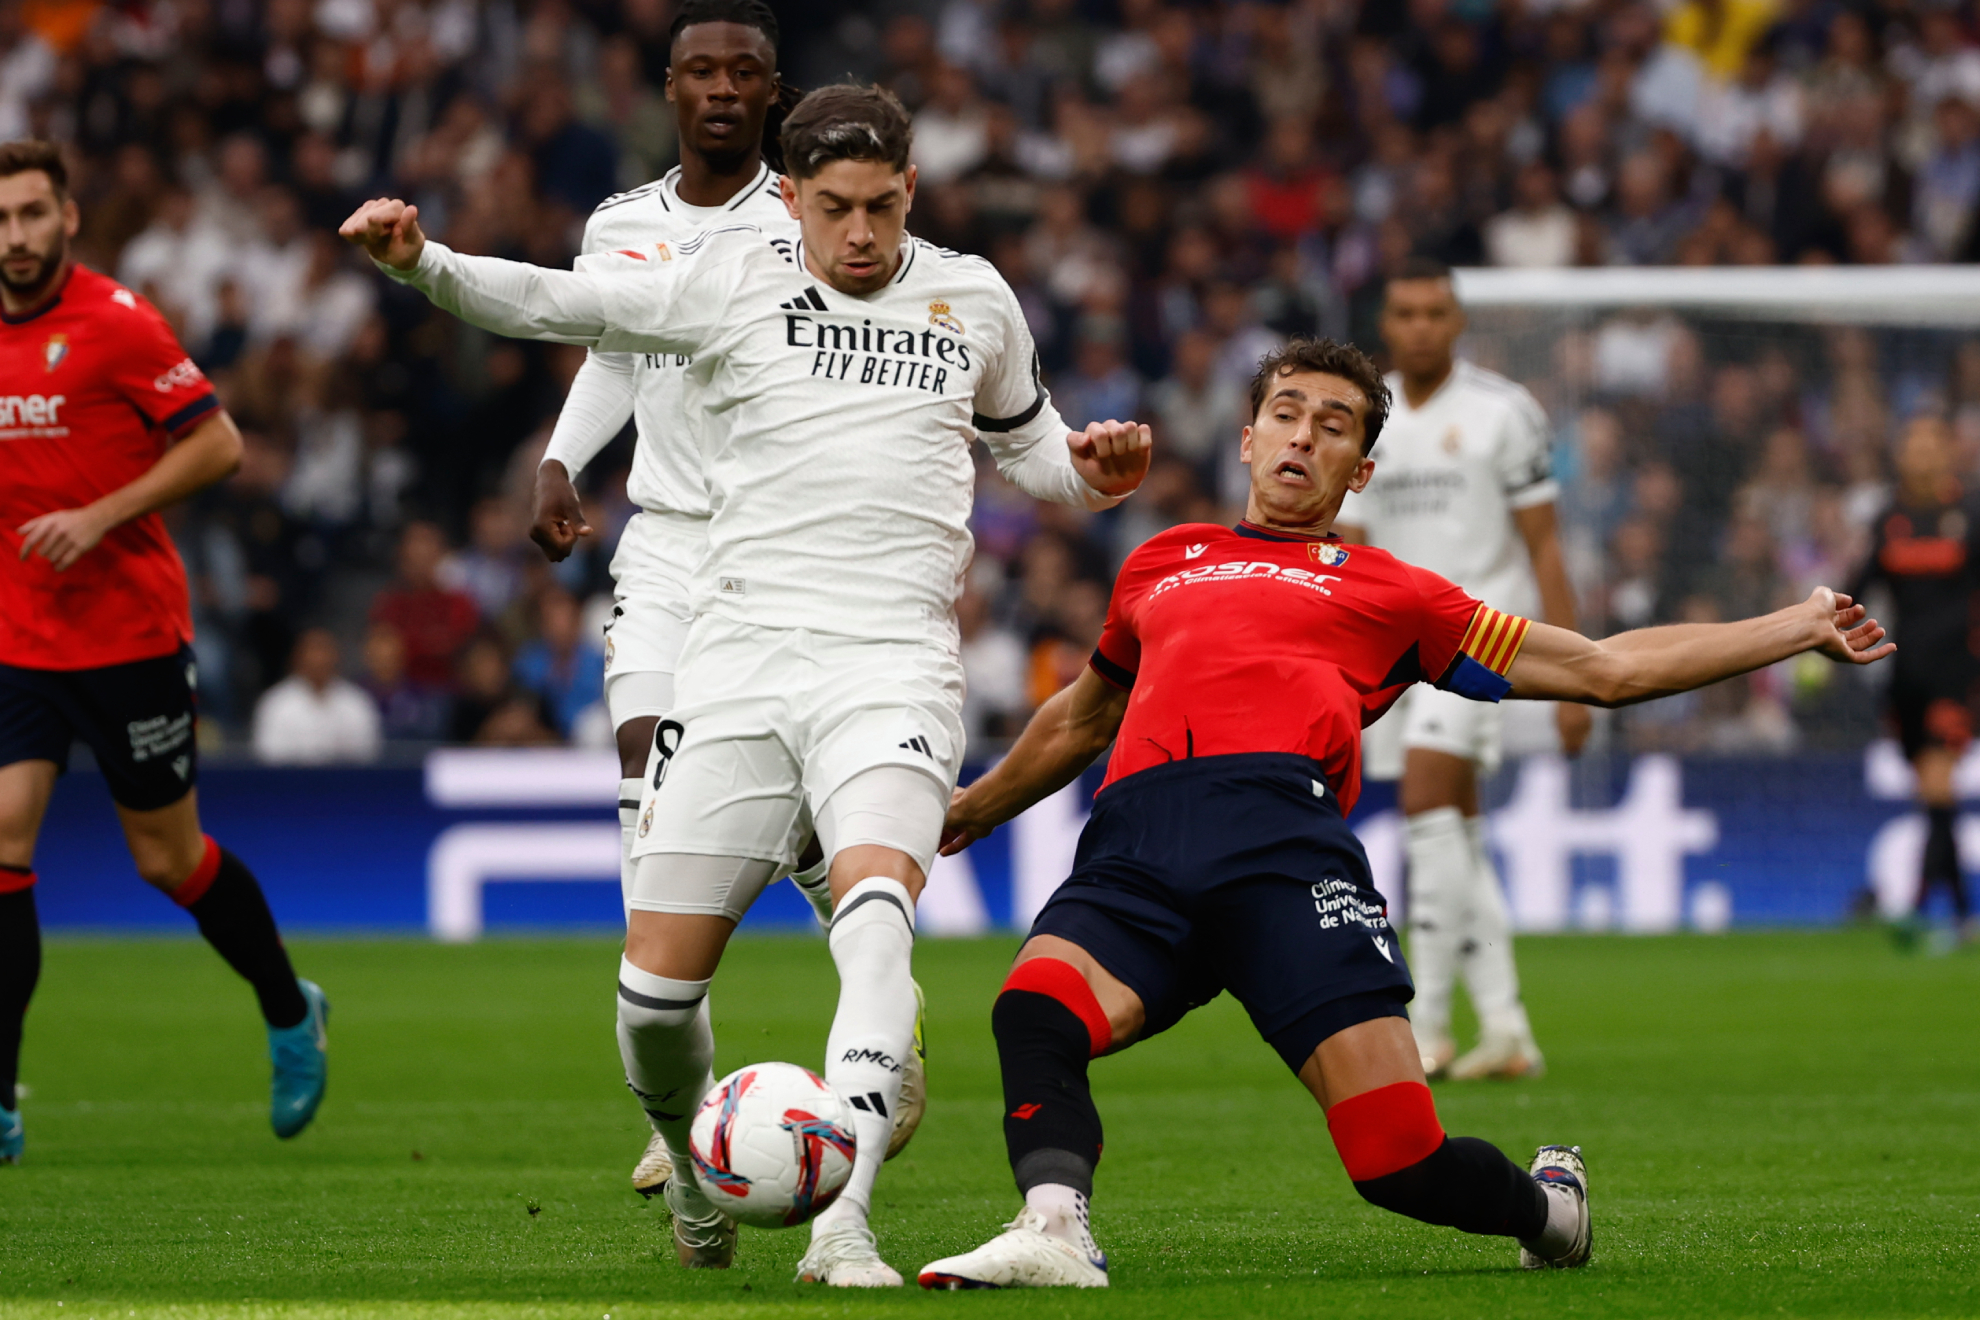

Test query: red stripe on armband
[1001,957,1113,1056]
[0,866,35,894]
[171,835,223,908]
[1325,1081,1446,1181]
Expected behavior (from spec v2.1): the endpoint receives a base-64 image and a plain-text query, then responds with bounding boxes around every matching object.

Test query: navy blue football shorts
[0,645,200,811]
[1027,752,1412,1073]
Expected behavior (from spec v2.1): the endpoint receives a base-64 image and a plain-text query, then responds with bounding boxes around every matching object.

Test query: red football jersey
[0,264,219,670]
[1091,521,1533,811]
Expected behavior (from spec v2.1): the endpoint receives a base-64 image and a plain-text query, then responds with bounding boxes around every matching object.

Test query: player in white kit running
[1336,258,1591,1082]
[518,2,930,1224]
[341,84,1152,1286]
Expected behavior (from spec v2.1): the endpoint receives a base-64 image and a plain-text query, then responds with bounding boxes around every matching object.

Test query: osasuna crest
[1310,543,1349,567]
[927,299,963,335]
[43,334,67,372]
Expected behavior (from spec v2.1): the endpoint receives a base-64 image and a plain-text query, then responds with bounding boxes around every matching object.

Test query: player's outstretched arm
[1506,587,1893,707]
[17,412,243,571]
[338,199,683,353]
[939,667,1130,855]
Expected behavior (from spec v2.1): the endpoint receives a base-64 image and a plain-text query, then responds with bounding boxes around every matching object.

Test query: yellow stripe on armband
[1459,606,1533,676]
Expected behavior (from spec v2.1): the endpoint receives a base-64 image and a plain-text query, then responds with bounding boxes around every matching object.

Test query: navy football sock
[0,878,41,1112]
[1353,1136,1548,1238]
[174,842,307,1029]
[994,987,1104,1197]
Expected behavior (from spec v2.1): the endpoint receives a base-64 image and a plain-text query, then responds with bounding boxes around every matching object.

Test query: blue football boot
[0,1104,21,1163]
[269,979,328,1139]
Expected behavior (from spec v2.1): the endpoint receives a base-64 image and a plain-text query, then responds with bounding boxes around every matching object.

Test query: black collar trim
[1233,520,1339,544]
[2,264,71,324]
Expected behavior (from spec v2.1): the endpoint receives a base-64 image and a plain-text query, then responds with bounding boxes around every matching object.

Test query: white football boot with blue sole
[1519,1144,1592,1269]
[919,1207,1109,1289]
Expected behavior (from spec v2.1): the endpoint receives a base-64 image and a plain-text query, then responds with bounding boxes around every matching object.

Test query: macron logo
[1185,544,1207,559]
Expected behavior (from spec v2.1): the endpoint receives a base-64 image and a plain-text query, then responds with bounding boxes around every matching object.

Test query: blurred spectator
[1485,161,1576,269]
[1149,327,1245,481]
[441,497,530,622]
[363,623,445,742]
[449,634,557,746]
[252,629,383,765]
[1054,316,1142,430]
[370,522,479,691]
[959,584,1028,741]
[513,587,606,738]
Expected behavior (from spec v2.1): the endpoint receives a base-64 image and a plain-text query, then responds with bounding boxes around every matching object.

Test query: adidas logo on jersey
[898,735,934,757]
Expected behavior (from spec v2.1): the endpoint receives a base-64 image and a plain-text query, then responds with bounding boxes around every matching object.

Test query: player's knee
[994,958,1115,1058]
[1327,1081,1448,1211]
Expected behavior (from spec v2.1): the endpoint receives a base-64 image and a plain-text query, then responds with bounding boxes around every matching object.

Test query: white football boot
[795,1219,902,1286]
[886,979,928,1160]
[1448,1031,1545,1081]
[630,1130,672,1198]
[1518,1144,1592,1270]
[663,1175,736,1269]
[918,1208,1110,1289]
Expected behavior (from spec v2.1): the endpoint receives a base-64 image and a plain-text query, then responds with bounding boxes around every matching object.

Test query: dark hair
[1385,254,1454,288]
[779,84,913,180]
[667,0,779,54]
[1248,337,1393,455]
[0,140,67,198]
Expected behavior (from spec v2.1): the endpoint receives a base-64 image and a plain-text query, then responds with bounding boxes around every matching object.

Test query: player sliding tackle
[919,337,1893,1290]
[341,84,1151,1286]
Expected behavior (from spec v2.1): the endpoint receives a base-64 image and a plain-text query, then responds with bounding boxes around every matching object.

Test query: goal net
[1452,265,1980,761]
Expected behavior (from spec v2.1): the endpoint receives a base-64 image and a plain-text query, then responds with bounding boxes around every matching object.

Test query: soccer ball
[688,1063,858,1228]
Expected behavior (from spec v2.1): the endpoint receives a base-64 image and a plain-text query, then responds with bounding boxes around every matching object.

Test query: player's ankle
[1024,1182,1097,1252]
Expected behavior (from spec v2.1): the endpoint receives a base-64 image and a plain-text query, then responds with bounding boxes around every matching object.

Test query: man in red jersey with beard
[917,337,1894,1289]
[0,141,327,1164]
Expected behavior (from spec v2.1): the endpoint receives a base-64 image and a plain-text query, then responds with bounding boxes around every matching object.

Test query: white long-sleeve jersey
[1335,360,1557,618]
[387,227,1118,644]
[542,162,798,517]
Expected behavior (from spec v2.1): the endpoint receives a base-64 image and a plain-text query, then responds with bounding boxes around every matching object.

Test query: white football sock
[1025,1182,1101,1259]
[1404,807,1469,1047]
[614,958,713,1185]
[1461,814,1534,1043]
[1527,1182,1582,1259]
[789,855,835,929]
[617,778,642,918]
[812,876,917,1237]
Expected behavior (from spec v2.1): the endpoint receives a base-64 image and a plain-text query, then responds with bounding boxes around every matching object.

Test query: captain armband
[1434,606,1532,702]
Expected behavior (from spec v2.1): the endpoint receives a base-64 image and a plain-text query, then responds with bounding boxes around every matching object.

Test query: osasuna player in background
[1335,257,1590,1081]
[342,86,1150,1285]
[920,338,1893,1289]
[518,0,932,1233]
[0,141,328,1163]
[1850,417,1980,936]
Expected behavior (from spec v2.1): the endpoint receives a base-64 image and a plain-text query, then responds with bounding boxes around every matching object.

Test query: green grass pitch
[3,930,1977,1319]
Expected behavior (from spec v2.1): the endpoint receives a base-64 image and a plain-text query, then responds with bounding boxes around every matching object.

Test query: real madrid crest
[928,299,963,335]
[1310,542,1349,567]
[43,334,67,372]
[638,799,654,838]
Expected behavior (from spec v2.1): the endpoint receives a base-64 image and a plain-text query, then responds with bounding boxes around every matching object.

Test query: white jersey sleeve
[1496,385,1558,512]
[973,282,1120,512]
[380,235,744,356]
[541,349,634,478]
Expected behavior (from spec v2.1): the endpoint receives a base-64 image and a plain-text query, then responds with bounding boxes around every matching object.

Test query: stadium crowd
[15,0,1980,759]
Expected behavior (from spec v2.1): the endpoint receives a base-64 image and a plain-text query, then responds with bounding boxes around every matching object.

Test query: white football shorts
[626,617,966,913]
[602,510,705,726]
[1362,684,1505,781]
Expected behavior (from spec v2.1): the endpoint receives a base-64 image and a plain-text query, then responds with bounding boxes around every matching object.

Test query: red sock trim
[1326,1081,1446,1181]
[1000,957,1112,1056]
[171,835,223,908]
[0,865,34,894]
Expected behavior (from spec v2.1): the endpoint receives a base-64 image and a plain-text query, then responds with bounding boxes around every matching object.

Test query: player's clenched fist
[338,198,427,271]
[1068,419,1152,497]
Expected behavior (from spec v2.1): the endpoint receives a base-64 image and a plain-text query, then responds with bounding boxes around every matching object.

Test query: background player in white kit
[341,85,1151,1286]
[1336,257,1591,1082]
[515,0,926,1223]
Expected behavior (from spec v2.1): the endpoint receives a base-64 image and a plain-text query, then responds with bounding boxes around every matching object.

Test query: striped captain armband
[1435,606,1533,702]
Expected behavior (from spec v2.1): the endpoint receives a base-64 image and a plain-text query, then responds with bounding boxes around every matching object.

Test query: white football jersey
[391,228,1109,645]
[1335,359,1557,617]
[575,162,798,516]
